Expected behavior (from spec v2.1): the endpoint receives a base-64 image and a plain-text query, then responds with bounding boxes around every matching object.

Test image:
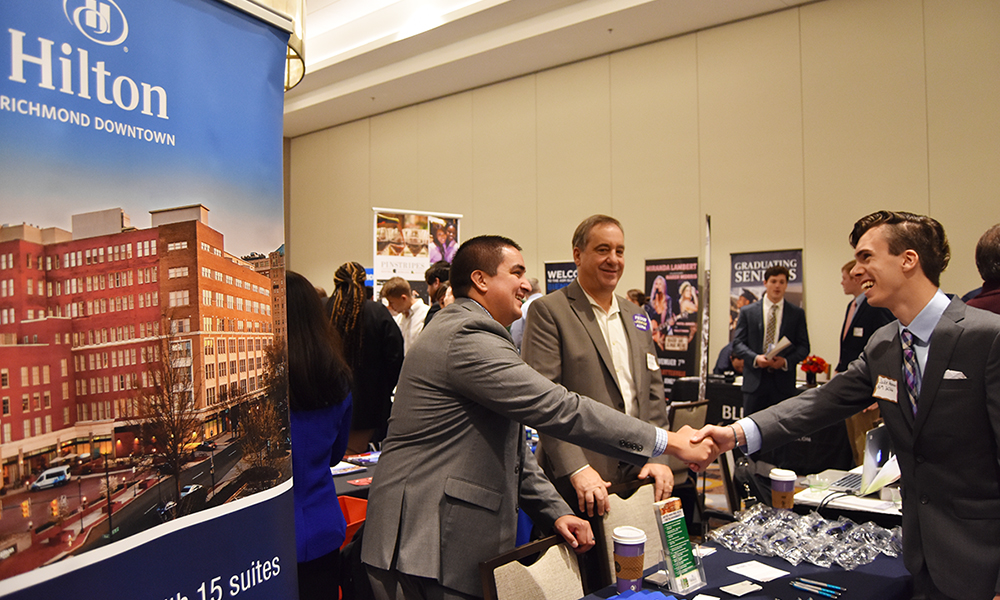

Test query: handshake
[666,424,746,472]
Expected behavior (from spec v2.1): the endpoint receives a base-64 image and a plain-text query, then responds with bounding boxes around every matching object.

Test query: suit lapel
[565,281,620,394]
[913,300,965,437]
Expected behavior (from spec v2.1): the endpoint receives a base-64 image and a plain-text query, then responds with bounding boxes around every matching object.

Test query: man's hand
[569,466,612,517]
[554,515,596,554]
[754,354,771,369]
[690,424,741,454]
[667,425,720,472]
[637,462,675,501]
[770,356,787,370]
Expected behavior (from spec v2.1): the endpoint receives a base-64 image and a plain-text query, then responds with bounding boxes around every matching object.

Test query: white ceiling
[283,0,814,138]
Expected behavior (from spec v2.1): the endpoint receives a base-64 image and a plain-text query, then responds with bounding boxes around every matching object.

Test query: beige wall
[287,0,1000,372]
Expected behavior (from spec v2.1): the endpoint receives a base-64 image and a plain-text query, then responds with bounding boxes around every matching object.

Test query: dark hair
[572,215,623,251]
[849,211,950,286]
[451,235,521,298]
[329,262,366,373]
[975,224,1000,283]
[286,271,351,411]
[764,265,790,281]
[627,289,646,305]
[432,281,451,304]
[424,260,450,285]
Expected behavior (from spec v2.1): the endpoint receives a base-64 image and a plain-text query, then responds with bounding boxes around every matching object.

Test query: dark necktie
[901,329,921,415]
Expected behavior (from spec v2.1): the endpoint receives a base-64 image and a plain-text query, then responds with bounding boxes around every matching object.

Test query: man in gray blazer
[694,211,1000,600]
[522,215,673,517]
[362,235,718,600]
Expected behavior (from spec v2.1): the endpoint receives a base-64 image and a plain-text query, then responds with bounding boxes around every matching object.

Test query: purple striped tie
[901,329,921,415]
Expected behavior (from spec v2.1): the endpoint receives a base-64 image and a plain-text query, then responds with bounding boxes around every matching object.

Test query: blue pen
[790,581,838,598]
[797,577,846,592]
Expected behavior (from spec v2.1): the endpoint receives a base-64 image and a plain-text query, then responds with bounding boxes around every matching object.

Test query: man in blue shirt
[694,211,1000,600]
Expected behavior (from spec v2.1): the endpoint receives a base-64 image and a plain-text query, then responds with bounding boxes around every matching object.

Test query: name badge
[633,314,650,331]
[852,327,864,338]
[646,353,659,371]
[873,375,898,402]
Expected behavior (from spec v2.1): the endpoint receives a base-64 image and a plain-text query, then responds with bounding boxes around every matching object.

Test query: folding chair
[479,535,584,600]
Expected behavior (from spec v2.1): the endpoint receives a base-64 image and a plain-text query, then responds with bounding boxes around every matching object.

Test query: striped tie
[764,304,778,349]
[901,329,921,415]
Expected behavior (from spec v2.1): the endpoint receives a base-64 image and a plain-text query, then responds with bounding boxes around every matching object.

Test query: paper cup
[612,525,646,593]
[770,468,797,509]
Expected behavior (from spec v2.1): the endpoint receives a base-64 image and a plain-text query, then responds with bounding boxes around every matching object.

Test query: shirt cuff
[735,417,762,454]
[653,428,669,457]
[569,465,591,478]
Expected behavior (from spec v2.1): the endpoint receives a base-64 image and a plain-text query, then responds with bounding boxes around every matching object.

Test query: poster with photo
[0,0,293,597]
[373,209,460,293]
[643,258,700,399]
[728,250,804,339]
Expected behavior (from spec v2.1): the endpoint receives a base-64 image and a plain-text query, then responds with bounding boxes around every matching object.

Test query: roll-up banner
[0,0,293,598]
[643,258,700,399]
[728,250,804,339]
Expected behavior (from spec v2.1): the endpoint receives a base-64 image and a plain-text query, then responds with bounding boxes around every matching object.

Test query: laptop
[817,424,900,496]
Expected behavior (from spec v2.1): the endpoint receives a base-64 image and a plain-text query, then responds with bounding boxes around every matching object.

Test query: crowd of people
[287,212,1000,600]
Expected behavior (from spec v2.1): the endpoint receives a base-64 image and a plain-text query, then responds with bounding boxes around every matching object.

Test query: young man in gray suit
[694,211,1000,600]
[362,235,718,600]
[522,215,674,517]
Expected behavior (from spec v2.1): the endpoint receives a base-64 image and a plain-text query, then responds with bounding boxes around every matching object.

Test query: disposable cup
[612,525,646,593]
[770,468,797,509]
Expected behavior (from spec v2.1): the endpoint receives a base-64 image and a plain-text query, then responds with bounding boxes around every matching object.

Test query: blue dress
[290,395,353,562]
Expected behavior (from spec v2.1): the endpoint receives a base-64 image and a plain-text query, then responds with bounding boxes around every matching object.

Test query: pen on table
[790,581,839,598]
[797,577,846,592]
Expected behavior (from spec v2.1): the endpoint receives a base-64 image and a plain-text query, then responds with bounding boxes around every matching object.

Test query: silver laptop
[819,425,897,496]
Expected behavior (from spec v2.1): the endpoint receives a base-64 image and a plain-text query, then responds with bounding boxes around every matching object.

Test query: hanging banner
[728,250,804,338]
[373,209,461,290]
[643,258,700,399]
[544,261,577,294]
[0,0,292,598]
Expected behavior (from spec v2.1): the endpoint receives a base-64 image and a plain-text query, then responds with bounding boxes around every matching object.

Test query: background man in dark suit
[967,223,1000,315]
[695,211,1000,600]
[362,235,717,600]
[522,215,673,517]
[732,265,810,416]
[837,258,896,464]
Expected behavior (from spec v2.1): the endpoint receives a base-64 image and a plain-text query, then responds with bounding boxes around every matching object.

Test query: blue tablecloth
[584,544,911,600]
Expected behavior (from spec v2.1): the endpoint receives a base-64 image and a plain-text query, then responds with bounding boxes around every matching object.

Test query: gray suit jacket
[360,298,660,596]
[521,279,669,483]
[750,298,1000,599]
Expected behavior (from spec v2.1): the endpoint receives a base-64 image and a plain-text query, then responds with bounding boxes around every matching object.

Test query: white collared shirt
[581,289,637,417]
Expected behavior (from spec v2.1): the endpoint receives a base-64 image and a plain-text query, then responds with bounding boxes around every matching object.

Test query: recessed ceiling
[284,0,814,138]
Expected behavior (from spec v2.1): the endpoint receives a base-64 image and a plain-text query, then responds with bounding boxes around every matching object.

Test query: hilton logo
[64,0,129,46]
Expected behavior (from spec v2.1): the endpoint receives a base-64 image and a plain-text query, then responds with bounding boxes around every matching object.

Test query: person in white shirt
[382,277,429,354]
[508,277,542,351]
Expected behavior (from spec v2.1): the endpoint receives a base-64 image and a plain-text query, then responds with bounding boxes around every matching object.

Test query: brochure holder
[646,498,707,594]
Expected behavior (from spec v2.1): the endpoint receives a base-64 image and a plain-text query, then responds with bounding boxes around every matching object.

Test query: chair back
[665,400,709,474]
[480,535,583,600]
[594,482,662,588]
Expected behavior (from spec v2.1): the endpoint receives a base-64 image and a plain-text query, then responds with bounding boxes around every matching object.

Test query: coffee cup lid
[612,525,646,544]
[769,468,797,481]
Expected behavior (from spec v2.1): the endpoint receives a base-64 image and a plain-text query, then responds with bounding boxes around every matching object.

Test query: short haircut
[572,215,623,251]
[528,277,541,294]
[842,259,857,273]
[764,265,790,281]
[451,235,521,298]
[975,224,1000,283]
[425,261,451,285]
[381,276,411,299]
[849,211,950,287]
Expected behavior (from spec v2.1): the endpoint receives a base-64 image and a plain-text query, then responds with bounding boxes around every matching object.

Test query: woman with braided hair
[328,262,404,453]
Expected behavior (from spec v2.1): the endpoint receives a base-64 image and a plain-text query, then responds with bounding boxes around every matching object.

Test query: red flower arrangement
[800,355,828,374]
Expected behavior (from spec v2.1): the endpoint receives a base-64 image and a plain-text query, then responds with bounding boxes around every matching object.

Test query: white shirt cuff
[653,428,669,457]
[736,417,762,454]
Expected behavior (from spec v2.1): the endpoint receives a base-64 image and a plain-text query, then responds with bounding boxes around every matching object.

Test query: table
[334,462,376,498]
[793,487,902,529]
[582,545,911,600]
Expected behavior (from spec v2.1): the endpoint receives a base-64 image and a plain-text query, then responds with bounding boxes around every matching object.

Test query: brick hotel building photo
[0,205,275,487]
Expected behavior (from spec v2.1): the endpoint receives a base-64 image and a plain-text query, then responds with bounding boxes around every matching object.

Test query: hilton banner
[0,1,294,598]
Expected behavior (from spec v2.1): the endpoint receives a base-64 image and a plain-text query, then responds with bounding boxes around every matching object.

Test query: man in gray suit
[362,235,718,600]
[694,211,1000,600]
[522,215,673,517]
